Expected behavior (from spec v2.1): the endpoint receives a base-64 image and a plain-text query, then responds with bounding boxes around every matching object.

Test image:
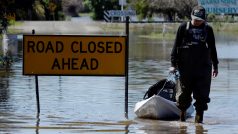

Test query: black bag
[143,78,176,102]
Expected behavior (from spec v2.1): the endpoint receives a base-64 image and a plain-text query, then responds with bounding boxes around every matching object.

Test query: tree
[42,0,63,20]
[0,0,16,19]
[15,0,35,20]
[175,0,198,20]
[129,0,198,21]
[62,0,83,17]
[129,0,177,21]
[91,0,120,20]
[82,0,93,12]
[148,0,177,21]
[133,0,151,20]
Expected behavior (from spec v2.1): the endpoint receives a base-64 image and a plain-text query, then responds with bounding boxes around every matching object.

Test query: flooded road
[1,23,238,133]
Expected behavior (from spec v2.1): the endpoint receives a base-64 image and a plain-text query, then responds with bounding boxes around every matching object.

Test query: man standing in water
[170,5,219,123]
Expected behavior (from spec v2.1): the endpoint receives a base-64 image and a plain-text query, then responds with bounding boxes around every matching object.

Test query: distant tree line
[0,0,198,21]
[0,0,63,20]
[129,0,198,21]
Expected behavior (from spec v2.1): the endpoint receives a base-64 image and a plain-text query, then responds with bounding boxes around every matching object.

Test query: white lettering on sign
[108,10,136,17]
[198,0,238,14]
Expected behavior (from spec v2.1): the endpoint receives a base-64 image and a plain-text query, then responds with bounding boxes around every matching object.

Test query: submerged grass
[136,22,238,40]
[139,32,176,40]
[0,120,134,133]
[59,120,135,126]
[211,22,238,34]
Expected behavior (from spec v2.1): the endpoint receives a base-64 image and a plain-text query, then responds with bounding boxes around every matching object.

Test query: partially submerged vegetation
[138,32,176,40]
[99,22,238,40]
[0,34,15,69]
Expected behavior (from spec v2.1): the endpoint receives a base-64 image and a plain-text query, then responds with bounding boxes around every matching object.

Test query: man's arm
[207,25,219,77]
[171,23,185,68]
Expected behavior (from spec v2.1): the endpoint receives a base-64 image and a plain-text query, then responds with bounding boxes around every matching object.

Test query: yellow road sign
[23,35,126,76]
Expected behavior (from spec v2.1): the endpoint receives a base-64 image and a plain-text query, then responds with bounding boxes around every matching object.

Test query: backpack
[143,78,177,102]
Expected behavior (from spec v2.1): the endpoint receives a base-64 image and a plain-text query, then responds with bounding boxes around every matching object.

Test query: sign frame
[23,35,127,76]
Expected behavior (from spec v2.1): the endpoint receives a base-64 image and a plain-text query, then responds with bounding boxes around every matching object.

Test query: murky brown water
[1,24,238,133]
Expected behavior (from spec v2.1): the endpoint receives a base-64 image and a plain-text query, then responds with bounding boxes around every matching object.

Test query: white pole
[121,0,124,21]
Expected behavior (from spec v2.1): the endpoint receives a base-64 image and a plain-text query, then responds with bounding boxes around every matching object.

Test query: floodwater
[1,25,238,134]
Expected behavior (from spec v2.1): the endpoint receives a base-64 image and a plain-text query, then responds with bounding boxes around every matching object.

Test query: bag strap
[184,21,190,43]
[203,22,209,47]
[143,91,149,99]
[186,21,190,30]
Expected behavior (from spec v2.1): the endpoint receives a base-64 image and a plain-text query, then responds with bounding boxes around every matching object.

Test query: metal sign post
[35,75,40,114]
[119,0,125,21]
[32,29,40,114]
[125,16,129,119]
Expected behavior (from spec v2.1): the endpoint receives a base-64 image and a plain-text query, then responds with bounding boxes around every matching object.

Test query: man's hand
[212,69,218,78]
[169,67,176,73]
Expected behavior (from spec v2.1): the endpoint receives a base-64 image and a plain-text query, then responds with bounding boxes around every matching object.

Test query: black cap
[191,5,206,21]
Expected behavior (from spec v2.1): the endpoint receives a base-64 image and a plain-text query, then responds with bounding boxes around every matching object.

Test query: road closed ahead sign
[23,35,126,76]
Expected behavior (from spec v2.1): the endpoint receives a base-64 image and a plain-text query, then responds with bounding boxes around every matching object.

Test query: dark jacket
[171,21,219,73]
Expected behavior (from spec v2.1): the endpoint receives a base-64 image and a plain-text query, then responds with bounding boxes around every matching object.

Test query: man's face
[192,19,205,26]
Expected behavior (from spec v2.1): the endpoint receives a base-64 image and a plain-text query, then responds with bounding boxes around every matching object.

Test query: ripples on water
[0,32,238,133]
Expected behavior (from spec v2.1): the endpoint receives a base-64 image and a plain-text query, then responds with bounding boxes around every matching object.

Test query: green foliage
[130,0,197,21]
[16,9,27,20]
[8,18,15,25]
[42,0,50,4]
[207,13,216,22]
[139,32,175,40]
[62,0,83,17]
[213,21,222,31]
[207,14,222,31]
[207,13,236,23]
[58,11,65,20]
[82,0,93,12]
[225,15,235,23]
[33,0,46,20]
[15,0,34,20]
[134,0,150,20]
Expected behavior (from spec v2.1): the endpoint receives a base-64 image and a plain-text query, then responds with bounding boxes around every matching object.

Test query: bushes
[62,0,83,17]
[207,13,236,23]
[207,13,216,22]
[33,1,46,20]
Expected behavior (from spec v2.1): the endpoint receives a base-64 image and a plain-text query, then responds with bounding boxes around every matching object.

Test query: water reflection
[216,33,238,59]
[195,124,207,134]
[0,72,10,108]
[58,76,63,100]
[2,34,8,57]
[0,33,18,115]
[179,125,187,134]
[1,33,18,56]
